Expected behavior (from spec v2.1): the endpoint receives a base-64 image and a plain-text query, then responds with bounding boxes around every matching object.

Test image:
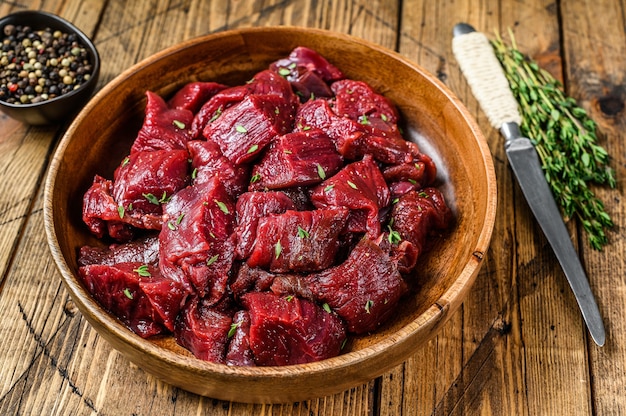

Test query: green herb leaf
[275,240,282,259]
[324,184,335,193]
[172,119,185,129]
[250,173,261,183]
[143,193,159,205]
[322,303,332,313]
[247,144,259,154]
[236,125,248,133]
[316,163,326,180]
[206,254,219,266]
[297,226,310,239]
[215,199,229,214]
[228,321,241,338]
[365,300,373,314]
[123,288,133,300]
[117,205,125,219]
[133,264,151,277]
[347,180,357,189]
[278,67,291,76]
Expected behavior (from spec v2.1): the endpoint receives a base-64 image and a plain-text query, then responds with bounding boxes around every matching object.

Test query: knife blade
[452,23,605,346]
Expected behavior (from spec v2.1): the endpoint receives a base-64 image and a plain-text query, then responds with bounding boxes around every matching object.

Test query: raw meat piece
[191,70,298,138]
[79,262,186,337]
[159,177,236,302]
[167,81,227,114]
[203,94,297,165]
[249,129,343,191]
[331,79,399,124]
[246,207,349,273]
[304,236,407,334]
[240,292,346,366]
[225,310,256,366]
[131,91,194,153]
[78,235,159,267]
[310,155,390,238]
[230,262,277,299]
[112,149,190,228]
[83,175,119,239]
[295,99,416,164]
[234,191,296,260]
[187,140,249,198]
[389,188,452,261]
[270,46,345,83]
[382,153,437,193]
[174,297,233,363]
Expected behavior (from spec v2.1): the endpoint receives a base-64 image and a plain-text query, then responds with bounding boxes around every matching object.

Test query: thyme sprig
[491,30,616,250]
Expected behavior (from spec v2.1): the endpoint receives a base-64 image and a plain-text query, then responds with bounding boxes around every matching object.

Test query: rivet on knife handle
[452,23,606,346]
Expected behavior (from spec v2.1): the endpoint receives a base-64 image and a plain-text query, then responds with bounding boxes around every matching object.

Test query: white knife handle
[452,24,522,129]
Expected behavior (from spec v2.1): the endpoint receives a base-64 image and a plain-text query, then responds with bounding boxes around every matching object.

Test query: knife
[452,23,606,346]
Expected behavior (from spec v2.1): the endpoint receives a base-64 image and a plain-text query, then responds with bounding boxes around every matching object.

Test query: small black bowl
[0,10,100,125]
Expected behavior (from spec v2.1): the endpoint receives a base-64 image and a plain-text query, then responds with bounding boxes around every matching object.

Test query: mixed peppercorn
[0,23,94,105]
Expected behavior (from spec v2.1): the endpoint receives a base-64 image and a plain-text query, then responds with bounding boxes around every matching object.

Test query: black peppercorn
[0,24,93,105]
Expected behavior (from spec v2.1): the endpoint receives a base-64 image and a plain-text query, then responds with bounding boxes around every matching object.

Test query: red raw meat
[78,235,159,267]
[112,149,190,226]
[270,46,345,83]
[167,81,227,114]
[225,310,256,366]
[159,177,236,302]
[191,70,298,138]
[203,94,296,165]
[174,297,232,363]
[304,237,407,334]
[187,139,249,198]
[246,207,349,273]
[310,155,390,238]
[240,292,346,366]
[131,91,194,153]
[249,129,343,191]
[79,262,186,336]
[234,191,296,260]
[389,188,452,263]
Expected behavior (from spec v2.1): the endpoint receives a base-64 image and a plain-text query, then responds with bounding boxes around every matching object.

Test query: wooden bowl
[43,27,496,403]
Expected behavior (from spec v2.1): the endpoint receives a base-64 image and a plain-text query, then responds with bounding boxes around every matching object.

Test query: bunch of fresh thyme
[491,30,616,250]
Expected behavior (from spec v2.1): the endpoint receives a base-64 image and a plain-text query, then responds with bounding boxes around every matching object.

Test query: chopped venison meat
[225,310,256,366]
[167,81,228,114]
[375,233,420,274]
[382,152,437,193]
[83,175,119,239]
[187,140,249,198]
[234,191,296,260]
[191,70,298,139]
[270,273,315,300]
[310,155,390,238]
[240,292,346,366]
[203,94,296,165]
[249,129,343,191]
[174,297,232,363]
[304,236,407,334]
[112,149,190,229]
[295,99,417,164]
[159,177,236,302]
[82,175,138,241]
[247,207,349,273]
[270,46,345,84]
[79,262,186,337]
[389,188,452,262]
[277,186,312,211]
[230,262,278,299]
[78,235,160,267]
[131,91,195,153]
[330,79,399,124]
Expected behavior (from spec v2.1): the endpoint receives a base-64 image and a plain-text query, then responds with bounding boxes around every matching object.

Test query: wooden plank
[560,1,626,415]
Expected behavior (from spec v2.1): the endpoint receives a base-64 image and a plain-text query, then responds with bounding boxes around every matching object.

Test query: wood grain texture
[1,0,625,414]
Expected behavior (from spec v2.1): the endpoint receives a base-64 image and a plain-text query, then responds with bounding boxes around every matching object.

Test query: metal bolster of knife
[501,122,535,153]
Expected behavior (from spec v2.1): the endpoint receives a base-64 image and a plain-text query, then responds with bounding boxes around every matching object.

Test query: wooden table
[1,0,624,414]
